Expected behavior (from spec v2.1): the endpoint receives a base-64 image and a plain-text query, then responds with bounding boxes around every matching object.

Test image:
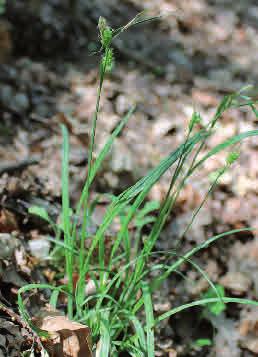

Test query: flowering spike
[226,151,240,165]
[189,111,202,131]
[98,16,113,48]
[101,48,114,73]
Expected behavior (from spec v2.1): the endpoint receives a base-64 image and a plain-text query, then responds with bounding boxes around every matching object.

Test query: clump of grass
[20,13,258,356]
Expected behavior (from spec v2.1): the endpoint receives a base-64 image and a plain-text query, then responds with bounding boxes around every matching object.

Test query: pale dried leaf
[38,316,92,357]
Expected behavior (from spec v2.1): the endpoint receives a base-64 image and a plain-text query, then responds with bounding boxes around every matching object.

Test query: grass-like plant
[19,13,258,356]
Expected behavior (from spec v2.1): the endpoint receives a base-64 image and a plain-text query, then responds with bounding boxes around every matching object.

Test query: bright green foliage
[102,48,114,73]
[18,13,258,357]
[101,27,113,48]
[203,284,226,315]
[194,338,212,347]
[134,200,160,229]
[226,151,240,165]
[28,206,50,223]
[98,17,113,48]
[142,282,155,357]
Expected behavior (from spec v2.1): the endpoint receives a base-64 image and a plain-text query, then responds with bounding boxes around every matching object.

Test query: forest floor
[0,0,258,356]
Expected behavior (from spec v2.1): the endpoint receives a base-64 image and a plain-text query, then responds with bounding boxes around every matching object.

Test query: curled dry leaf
[38,316,92,357]
[0,209,18,233]
[239,308,258,354]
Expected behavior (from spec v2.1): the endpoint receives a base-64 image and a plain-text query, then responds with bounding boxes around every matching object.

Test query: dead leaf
[38,315,92,357]
[239,308,258,354]
[219,272,252,296]
[0,209,18,233]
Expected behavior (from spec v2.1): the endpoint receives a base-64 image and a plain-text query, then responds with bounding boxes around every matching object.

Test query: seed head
[189,111,202,131]
[102,48,114,73]
[98,16,113,48]
[226,151,240,165]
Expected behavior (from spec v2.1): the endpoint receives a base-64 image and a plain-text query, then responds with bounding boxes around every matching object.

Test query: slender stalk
[76,46,111,311]
[61,125,73,318]
[176,167,226,246]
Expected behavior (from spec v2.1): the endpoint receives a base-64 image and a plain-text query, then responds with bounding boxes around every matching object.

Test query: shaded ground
[0,0,258,355]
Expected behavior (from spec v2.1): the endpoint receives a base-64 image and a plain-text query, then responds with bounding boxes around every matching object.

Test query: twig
[0,157,40,176]
[0,301,43,351]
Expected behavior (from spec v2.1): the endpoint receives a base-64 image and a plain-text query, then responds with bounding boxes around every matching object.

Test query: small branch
[0,157,40,176]
[0,301,43,351]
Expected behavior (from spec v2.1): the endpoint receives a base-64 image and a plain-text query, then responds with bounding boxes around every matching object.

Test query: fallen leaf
[0,209,18,233]
[239,308,258,354]
[219,272,252,295]
[37,315,92,357]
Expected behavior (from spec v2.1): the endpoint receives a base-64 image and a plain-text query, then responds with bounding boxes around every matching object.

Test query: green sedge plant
[20,13,258,356]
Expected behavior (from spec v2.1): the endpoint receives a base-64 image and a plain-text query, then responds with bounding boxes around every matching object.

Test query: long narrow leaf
[190,130,258,174]
[77,131,207,299]
[133,228,253,314]
[107,131,207,264]
[152,227,254,289]
[155,297,258,325]
[99,317,111,357]
[142,282,155,357]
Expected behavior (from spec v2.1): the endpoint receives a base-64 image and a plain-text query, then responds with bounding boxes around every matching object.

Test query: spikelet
[226,151,240,165]
[98,16,113,48]
[101,48,114,73]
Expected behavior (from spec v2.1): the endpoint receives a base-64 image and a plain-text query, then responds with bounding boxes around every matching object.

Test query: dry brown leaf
[239,308,258,354]
[219,272,252,296]
[38,315,92,357]
[0,209,18,233]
